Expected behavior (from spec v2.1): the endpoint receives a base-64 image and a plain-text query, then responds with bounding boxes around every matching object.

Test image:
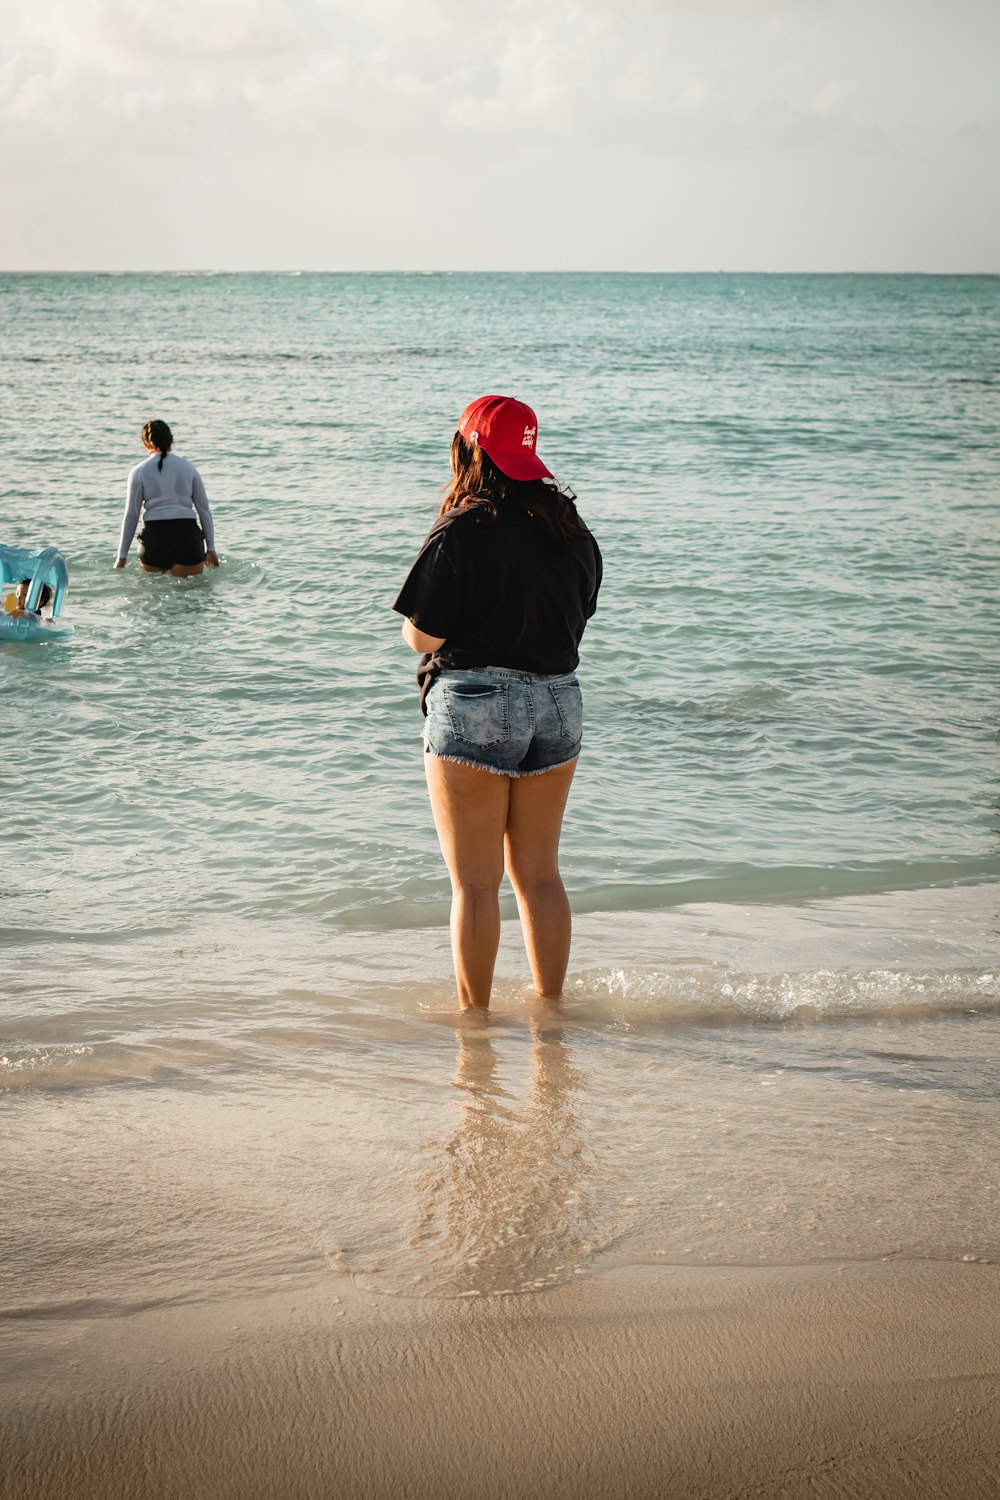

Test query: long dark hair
[141,419,173,472]
[439,433,589,545]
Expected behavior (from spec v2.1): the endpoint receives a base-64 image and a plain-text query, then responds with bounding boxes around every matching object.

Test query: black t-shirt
[393,501,602,707]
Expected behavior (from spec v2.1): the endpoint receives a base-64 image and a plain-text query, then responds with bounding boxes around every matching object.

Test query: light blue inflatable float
[0,545,72,642]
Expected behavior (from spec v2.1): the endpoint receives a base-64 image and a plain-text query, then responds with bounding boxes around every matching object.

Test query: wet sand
[2,1261,998,1500]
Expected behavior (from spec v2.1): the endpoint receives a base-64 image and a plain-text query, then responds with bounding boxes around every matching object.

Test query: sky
[1,0,998,271]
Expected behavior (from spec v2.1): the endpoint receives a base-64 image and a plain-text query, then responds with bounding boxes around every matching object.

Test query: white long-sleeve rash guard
[117,452,216,561]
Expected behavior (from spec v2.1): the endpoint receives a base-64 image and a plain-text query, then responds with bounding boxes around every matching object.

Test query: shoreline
[3,1261,998,1499]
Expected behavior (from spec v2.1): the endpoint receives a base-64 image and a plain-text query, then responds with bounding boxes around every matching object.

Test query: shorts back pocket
[548,679,583,742]
[442,682,510,747]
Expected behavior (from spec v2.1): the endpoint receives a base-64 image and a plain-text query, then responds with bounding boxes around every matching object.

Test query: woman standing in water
[394,395,602,1012]
[114,420,219,575]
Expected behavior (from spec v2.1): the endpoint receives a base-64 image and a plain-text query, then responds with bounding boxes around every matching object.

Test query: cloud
[0,0,899,151]
[8,0,980,165]
[1,0,997,269]
[10,0,313,69]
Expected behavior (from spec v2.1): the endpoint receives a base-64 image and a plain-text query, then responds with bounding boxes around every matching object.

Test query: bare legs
[505,761,577,997]
[139,561,206,576]
[424,756,577,1010]
[139,550,218,578]
[424,759,508,1010]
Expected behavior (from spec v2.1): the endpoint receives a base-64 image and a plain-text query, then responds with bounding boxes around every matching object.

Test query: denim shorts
[424,667,583,777]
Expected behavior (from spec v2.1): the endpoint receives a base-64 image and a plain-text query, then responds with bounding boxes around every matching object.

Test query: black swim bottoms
[138,519,207,570]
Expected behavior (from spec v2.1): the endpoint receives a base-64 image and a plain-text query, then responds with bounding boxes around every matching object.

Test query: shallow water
[1,889,998,1312]
[2,273,998,932]
[1,273,999,1315]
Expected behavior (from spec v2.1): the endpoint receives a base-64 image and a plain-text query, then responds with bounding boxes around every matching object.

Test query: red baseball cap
[457,394,553,482]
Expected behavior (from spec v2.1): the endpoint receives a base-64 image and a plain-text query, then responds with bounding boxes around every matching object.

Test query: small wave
[329,862,1000,933]
[0,1043,94,1082]
[567,859,1000,919]
[0,925,175,947]
[0,1292,191,1322]
[577,965,999,1027]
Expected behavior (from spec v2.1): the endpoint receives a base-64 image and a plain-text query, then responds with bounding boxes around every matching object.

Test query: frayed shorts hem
[424,748,580,779]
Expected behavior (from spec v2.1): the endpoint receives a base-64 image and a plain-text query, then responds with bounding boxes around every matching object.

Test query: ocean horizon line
[1,266,998,279]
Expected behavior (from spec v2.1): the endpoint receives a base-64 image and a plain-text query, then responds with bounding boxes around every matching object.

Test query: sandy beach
[3,897,999,1498]
[2,1260,998,1499]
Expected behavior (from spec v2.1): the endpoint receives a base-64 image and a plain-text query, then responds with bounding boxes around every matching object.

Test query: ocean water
[1,273,999,1315]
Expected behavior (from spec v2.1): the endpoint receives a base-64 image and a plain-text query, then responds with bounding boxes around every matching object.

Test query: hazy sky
[2,0,997,271]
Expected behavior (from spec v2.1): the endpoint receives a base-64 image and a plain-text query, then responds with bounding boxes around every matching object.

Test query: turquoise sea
[1,273,999,1316]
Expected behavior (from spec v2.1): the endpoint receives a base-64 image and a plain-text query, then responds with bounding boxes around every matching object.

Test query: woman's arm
[190,468,218,564]
[402,619,446,653]
[114,467,144,566]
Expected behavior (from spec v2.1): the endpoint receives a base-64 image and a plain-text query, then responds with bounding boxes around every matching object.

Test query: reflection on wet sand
[413,1016,600,1296]
[353,1014,604,1298]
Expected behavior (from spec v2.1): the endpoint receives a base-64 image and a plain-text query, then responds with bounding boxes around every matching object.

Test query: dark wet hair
[142,419,173,472]
[20,580,52,608]
[439,433,589,546]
